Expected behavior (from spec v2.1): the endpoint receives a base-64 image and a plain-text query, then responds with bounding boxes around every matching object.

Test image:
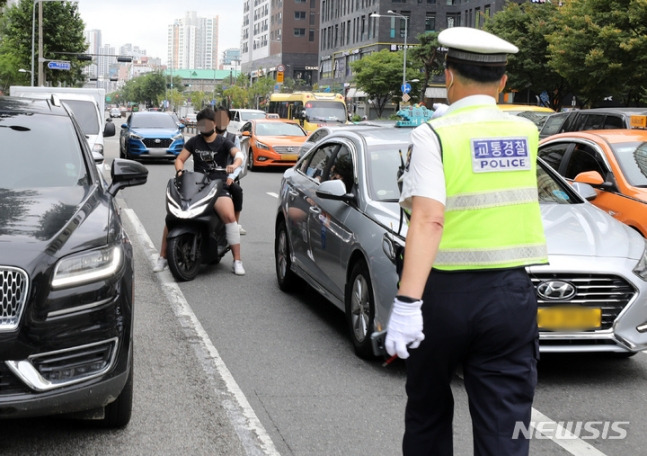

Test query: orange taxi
[539,129,647,236]
[240,119,308,170]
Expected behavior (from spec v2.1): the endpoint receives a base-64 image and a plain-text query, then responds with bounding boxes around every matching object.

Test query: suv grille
[0,267,29,332]
[143,138,172,148]
[530,273,635,330]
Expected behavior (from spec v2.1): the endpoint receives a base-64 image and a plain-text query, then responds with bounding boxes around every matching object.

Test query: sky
[77,0,244,65]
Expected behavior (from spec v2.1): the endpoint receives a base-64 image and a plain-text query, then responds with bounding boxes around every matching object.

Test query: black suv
[539,107,647,138]
[0,96,147,427]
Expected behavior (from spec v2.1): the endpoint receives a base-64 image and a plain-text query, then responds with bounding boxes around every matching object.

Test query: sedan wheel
[247,148,256,171]
[345,260,376,359]
[275,219,298,291]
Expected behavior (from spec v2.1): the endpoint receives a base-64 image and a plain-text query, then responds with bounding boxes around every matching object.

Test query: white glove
[385,296,425,359]
[431,103,449,119]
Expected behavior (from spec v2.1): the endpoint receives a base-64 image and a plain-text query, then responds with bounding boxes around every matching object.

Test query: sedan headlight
[633,240,647,281]
[52,245,123,289]
[256,140,270,150]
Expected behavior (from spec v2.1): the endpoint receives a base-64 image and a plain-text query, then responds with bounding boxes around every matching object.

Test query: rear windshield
[62,99,100,135]
[0,112,89,189]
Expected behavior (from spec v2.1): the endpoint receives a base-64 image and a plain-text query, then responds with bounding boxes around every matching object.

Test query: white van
[228,109,267,136]
[10,86,109,155]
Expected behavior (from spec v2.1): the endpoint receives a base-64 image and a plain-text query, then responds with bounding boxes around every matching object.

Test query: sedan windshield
[131,114,178,129]
[255,122,306,137]
[0,113,88,189]
[611,142,647,187]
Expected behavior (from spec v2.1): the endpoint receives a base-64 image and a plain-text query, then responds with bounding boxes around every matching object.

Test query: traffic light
[77,54,93,61]
[116,56,132,62]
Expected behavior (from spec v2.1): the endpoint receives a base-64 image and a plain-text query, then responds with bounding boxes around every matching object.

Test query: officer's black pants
[403,268,539,456]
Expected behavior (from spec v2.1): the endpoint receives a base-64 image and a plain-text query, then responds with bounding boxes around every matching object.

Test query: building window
[425,14,435,31]
[295,11,306,19]
[294,28,306,36]
[309,29,315,41]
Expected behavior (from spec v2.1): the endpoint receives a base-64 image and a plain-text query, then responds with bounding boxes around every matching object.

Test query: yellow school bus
[268,92,348,132]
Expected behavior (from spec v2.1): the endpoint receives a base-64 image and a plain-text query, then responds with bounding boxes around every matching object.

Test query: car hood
[541,203,643,260]
[130,127,179,138]
[366,200,643,260]
[0,186,111,265]
[257,135,307,146]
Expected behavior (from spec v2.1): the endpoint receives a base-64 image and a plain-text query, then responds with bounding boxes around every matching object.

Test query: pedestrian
[215,106,246,235]
[387,27,548,456]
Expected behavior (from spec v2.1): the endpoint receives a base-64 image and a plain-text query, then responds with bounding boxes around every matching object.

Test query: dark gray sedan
[275,128,647,359]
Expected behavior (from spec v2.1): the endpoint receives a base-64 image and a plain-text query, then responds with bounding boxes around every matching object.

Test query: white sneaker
[239,224,247,235]
[232,260,245,276]
[153,257,168,272]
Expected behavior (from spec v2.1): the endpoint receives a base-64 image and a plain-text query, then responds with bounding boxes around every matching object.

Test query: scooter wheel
[167,233,201,281]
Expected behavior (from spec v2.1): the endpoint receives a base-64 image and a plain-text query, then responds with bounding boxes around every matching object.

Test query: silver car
[274,128,647,358]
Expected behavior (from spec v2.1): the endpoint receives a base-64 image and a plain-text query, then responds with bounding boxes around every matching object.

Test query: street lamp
[371,10,409,102]
[31,0,77,86]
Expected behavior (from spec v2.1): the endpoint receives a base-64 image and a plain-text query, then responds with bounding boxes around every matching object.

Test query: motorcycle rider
[154,107,246,275]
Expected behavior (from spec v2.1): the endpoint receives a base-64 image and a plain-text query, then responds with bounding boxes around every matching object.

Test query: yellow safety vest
[429,104,548,270]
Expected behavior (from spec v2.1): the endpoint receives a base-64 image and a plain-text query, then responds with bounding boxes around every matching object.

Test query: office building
[241,0,319,87]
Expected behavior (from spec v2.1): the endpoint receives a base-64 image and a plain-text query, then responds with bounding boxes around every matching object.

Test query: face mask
[200,128,215,137]
[215,127,226,134]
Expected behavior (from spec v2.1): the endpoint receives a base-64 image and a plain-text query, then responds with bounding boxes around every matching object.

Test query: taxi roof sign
[630,115,647,129]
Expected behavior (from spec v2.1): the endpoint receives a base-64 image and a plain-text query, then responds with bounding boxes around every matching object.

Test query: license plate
[282,154,298,161]
[537,307,601,330]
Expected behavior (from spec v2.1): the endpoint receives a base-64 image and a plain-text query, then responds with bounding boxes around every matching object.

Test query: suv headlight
[128,132,143,140]
[633,240,647,281]
[172,133,183,141]
[52,245,123,289]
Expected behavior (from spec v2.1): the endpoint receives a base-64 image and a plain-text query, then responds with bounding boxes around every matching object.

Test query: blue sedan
[120,111,185,161]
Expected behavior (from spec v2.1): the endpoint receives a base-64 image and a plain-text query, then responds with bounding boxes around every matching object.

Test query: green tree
[546,0,647,106]
[0,0,88,91]
[224,85,249,109]
[119,72,167,108]
[350,49,418,118]
[484,2,569,111]
[250,75,275,109]
[408,32,444,103]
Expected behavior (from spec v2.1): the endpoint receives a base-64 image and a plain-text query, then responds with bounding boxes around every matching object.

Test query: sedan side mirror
[316,179,354,202]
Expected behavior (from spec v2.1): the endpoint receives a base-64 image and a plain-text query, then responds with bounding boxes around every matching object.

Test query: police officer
[386,27,548,455]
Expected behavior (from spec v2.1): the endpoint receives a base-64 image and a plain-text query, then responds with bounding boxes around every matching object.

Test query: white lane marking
[453,373,609,456]
[123,207,280,456]
[531,409,607,456]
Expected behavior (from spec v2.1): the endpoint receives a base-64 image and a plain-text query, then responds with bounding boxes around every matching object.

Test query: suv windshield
[0,113,88,189]
[131,113,178,129]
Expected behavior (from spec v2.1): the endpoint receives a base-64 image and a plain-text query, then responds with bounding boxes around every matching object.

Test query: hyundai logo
[154,138,161,144]
[536,280,576,300]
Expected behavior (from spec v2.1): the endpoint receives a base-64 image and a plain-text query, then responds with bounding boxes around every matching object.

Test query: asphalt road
[3,128,647,455]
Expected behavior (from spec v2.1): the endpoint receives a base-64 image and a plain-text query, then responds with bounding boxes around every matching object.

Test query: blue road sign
[401,82,412,94]
[47,60,71,71]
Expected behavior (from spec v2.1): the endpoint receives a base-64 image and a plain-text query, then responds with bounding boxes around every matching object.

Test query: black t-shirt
[185,134,235,179]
